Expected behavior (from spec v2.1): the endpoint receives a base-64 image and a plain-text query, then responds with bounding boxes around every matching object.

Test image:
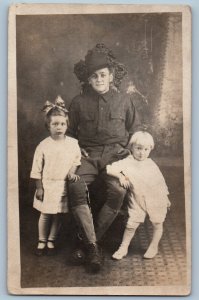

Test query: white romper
[107,155,169,224]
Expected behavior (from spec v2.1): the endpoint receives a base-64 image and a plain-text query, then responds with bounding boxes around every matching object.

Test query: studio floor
[19,166,188,289]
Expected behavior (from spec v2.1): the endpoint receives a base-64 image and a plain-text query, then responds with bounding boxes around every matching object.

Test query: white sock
[144,223,163,259]
[112,225,138,260]
[38,213,51,242]
[47,214,60,247]
[144,244,158,259]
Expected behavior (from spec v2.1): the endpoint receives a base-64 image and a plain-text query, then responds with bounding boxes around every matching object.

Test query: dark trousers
[68,144,128,243]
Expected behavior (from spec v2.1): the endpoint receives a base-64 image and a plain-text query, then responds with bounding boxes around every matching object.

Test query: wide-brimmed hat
[74,43,127,87]
[86,50,110,77]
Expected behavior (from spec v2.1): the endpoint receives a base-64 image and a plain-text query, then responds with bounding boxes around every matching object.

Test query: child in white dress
[30,97,81,256]
[106,131,171,260]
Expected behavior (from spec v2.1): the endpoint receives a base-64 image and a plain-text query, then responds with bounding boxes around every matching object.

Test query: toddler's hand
[68,173,80,182]
[119,175,130,189]
[36,188,44,201]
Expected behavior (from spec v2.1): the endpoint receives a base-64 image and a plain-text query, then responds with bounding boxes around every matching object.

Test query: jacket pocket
[109,110,125,136]
[110,110,125,121]
[80,110,96,136]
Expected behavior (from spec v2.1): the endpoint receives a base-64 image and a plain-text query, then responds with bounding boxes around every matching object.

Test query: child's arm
[106,165,130,189]
[30,144,44,201]
[35,179,44,201]
[107,164,121,178]
[67,165,80,182]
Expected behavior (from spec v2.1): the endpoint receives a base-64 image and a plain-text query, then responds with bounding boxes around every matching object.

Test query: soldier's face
[88,68,113,94]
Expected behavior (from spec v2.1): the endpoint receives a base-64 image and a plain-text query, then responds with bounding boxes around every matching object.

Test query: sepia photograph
[8,4,191,295]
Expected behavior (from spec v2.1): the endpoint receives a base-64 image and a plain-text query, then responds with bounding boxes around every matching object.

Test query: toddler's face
[49,115,67,139]
[88,67,113,94]
[132,143,152,161]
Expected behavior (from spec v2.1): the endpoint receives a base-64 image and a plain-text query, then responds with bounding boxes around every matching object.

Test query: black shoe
[35,241,47,256]
[86,243,103,273]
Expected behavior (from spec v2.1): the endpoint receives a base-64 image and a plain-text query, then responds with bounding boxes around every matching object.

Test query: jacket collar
[88,86,113,102]
[100,90,113,102]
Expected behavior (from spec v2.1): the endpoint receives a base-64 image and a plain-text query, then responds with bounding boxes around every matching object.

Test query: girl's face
[88,67,113,94]
[49,115,67,140]
[132,143,152,161]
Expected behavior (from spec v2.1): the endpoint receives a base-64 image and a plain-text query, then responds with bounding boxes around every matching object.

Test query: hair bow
[42,96,68,114]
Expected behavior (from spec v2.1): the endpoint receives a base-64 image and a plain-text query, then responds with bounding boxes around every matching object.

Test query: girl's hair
[45,107,68,129]
[129,131,155,149]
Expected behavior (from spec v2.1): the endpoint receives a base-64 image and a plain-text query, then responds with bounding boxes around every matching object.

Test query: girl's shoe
[35,241,47,256]
[112,245,128,260]
[46,240,56,256]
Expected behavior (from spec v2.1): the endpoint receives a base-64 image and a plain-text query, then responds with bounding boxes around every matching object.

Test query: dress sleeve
[30,144,44,179]
[72,141,81,167]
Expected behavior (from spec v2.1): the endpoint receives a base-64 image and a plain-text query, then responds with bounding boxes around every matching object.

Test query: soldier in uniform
[67,44,141,272]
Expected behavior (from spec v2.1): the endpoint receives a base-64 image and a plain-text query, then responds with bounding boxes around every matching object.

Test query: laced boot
[86,243,103,273]
[70,204,96,265]
[69,233,86,265]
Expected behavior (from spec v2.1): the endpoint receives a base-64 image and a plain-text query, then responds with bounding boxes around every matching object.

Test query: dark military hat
[74,43,127,88]
[85,48,111,77]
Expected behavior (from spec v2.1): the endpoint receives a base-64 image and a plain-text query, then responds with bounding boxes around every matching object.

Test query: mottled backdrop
[16,13,183,201]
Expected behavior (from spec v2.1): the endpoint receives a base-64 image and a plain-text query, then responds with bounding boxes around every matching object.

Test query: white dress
[107,155,169,223]
[30,136,81,214]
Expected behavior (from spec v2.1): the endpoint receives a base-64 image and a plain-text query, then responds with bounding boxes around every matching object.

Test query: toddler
[106,131,171,260]
[30,97,81,256]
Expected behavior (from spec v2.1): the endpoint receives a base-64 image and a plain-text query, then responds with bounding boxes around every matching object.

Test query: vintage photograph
[8,4,191,295]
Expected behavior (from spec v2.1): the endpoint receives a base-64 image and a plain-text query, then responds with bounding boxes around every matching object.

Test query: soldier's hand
[81,148,89,158]
[68,173,80,182]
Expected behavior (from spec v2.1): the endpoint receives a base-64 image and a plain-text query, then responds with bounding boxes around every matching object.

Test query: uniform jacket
[67,87,140,148]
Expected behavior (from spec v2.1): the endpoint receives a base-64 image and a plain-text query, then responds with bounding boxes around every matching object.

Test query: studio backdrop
[16,13,183,202]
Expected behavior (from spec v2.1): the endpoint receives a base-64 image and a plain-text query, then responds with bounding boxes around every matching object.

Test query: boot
[72,204,96,243]
[86,242,103,273]
[70,204,96,265]
[69,233,87,265]
[96,204,118,241]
